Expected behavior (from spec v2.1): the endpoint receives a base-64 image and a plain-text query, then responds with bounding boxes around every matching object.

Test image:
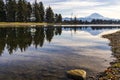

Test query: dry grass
[0,22,55,27]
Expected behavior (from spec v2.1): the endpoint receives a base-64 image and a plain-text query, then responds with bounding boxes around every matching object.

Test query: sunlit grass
[0,22,55,27]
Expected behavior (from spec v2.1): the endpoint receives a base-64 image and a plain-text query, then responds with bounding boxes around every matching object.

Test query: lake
[0,26,119,80]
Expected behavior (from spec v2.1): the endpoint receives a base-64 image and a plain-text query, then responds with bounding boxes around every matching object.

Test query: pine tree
[45,6,54,23]
[0,0,6,22]
[54,14,62,23]
[58,14,62,23]
[55,14,58,23]
[17,0,27,22]
[22,0,28,22]
[12,0,17,22]
[17,0,23,22]
[39,2,44,22]
[17,0,21,21]
[6,0,17,22]
[33,0,41,22]
[26,2,32,22]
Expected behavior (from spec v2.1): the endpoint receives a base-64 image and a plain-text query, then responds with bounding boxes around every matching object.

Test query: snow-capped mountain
[86,13,105,19]
[80,13,110,21]
[63,13,113,22]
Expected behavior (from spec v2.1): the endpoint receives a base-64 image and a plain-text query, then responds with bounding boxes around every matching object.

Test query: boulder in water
[67,69,86,80]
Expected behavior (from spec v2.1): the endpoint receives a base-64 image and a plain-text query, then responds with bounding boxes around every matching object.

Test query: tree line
[63,17,120,24]
[0,0,62,23]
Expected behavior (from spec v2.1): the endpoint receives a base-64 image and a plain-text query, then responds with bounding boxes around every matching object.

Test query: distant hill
[63,13,117,22]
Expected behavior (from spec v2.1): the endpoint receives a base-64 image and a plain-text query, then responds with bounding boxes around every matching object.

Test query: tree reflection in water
[0,26,62,55]
[0,26,118,55]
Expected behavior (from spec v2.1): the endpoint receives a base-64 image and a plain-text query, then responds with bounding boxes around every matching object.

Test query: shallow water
[0,26,119,80]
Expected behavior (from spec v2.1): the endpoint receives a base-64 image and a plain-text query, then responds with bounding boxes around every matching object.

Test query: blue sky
[28,0,120,18]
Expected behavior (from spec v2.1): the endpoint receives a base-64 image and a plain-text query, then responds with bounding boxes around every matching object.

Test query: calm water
[0,26,119,80]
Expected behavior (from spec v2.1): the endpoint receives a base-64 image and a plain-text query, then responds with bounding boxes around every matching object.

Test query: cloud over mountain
[28,0,120,19]
[63,13,117,21]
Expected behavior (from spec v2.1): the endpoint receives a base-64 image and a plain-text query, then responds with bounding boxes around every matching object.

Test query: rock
[67,69,86,80]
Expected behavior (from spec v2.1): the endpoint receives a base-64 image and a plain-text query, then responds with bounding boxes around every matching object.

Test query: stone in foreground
[67,69,86,80]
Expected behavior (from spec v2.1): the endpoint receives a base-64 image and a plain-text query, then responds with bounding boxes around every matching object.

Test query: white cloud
[29,0,120,18]
[52,1,104,9]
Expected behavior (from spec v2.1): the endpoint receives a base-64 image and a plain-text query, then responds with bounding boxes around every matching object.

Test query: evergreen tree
[26,2,32,22]
[23,0,28,22]
[39,2,44,22]
[45,6,54,23]
[33,0,41,22]
[17,0,28,22]
[6,0,17,22]
[55,14,62,23]
[58,14,62,23]
[55,14,58,23]
[17,0,22,21]
[0,0,6,21]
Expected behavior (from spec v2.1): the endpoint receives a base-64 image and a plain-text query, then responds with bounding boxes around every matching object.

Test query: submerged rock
[67,69,86,80]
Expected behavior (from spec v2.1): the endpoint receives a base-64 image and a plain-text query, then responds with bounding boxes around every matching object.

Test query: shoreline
[0,22,48,27]
[0,22,120,27]
[98,31,120,80]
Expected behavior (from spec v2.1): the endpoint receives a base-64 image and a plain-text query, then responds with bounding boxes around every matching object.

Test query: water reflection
[0,26,62,55]
[0,26,119,80]
[0,26,119,55]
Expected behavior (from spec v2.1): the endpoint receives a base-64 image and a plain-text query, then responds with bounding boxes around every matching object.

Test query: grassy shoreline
[0,22,49,27]
[0,22,120,27]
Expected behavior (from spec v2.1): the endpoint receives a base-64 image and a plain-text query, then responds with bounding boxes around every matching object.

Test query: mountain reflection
[0,26,62,55]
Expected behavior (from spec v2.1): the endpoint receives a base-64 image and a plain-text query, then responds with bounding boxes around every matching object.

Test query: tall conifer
[6,0,17,22]
[39,2,44,22]
[45,6,54,23]
[0,0,6,21]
